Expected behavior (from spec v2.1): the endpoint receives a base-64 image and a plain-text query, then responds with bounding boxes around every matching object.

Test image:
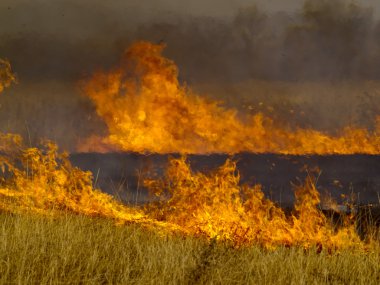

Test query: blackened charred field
[70,153,380,207]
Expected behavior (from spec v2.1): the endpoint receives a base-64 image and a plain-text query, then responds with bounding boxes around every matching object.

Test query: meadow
[0,212,379,285]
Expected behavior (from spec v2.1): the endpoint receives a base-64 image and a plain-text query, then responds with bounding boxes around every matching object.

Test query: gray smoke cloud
[1,0,379,82]
[0,0,379,151]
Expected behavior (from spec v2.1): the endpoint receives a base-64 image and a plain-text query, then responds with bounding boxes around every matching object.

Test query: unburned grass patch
[0,212,379,284]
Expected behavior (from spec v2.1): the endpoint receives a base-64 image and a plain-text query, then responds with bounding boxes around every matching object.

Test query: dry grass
[0,212,379,284]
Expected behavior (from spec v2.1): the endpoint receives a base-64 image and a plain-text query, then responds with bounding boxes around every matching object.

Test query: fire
[144,156,361,249]
[0,135,184,234]
[0,60,181,233]
[0,55,374,251]
[0,59,16,93]
[0,135,365,250]
[81,41,379,155]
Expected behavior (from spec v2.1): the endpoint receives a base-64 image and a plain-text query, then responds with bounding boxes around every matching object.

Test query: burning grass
[1,45,380,282]
[0,134,375,251]
[0,53,379,253]
[0,136,185,235]
[0,53,380,284]
[80,41,380,155]
[144,156,364,249]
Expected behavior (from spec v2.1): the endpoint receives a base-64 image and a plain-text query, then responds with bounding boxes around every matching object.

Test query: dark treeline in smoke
[136,0,378,83]
[0,0,379,83]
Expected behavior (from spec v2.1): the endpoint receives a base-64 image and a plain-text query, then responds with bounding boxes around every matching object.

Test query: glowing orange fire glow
[144,156,362,249]
[0,136,184,234]
[0,61,180,233]
[80,41,379,154]
[0,55,374,252]
[0,135,365,250]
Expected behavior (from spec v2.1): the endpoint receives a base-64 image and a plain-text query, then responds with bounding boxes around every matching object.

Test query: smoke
[0,0,379,151]
[0,59,16,93]
[134,0,378,82]
[1,0,379,83]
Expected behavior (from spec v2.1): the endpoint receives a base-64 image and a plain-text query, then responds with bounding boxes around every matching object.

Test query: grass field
[0,212,379,284]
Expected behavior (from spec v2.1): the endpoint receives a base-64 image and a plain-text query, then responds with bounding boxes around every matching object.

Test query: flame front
[0,135,184,234]
[81,41,379,155]
[0,54,374,251]
[0,135,364,250]
[144,156,361,249]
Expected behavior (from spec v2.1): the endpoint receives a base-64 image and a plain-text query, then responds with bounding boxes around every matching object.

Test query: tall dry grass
[0,212,379,284]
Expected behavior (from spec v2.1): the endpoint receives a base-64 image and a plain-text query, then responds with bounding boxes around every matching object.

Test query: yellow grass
[0,212,379,285]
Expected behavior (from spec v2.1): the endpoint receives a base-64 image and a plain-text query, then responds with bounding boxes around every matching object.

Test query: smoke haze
[0,0,379,151]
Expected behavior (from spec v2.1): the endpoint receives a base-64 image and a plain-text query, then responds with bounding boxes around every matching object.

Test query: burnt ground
[69,153,380,208]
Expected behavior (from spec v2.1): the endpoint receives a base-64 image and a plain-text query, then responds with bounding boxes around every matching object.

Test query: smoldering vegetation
[0,0,379,149]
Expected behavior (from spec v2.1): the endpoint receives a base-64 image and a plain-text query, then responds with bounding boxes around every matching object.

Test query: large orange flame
[0,60,180,233]
[0,135,366,250]
[0,136,184,234]
[144,156,362,249]
[80,41,379,154]
[0,54,374,251]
